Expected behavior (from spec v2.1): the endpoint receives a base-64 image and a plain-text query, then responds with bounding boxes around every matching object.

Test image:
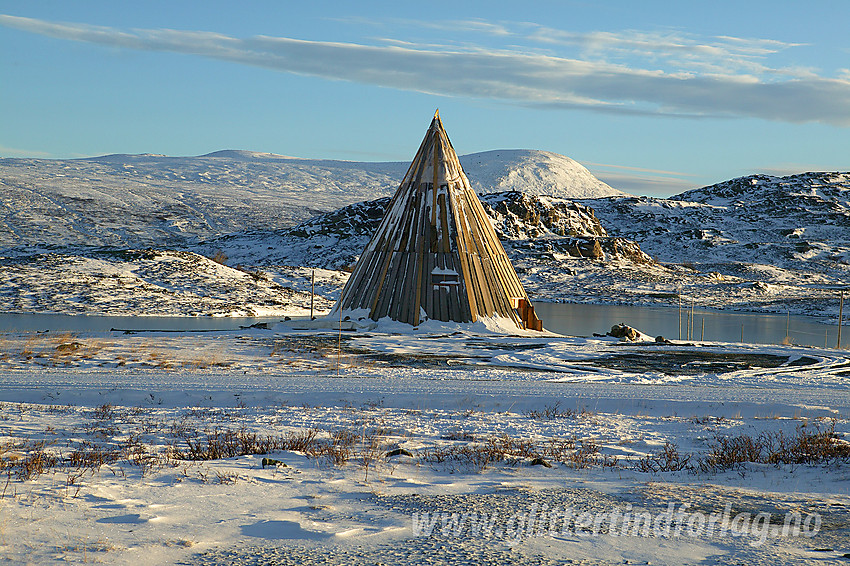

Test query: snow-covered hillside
[199,191,650,271]
[586,172,850,283]
[2,148,847,319]
[0,250,332,317]
[461,150,623,199]
[0,149,621,251]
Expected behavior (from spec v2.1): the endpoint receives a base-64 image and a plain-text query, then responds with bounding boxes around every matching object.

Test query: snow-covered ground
[0,325,849,565]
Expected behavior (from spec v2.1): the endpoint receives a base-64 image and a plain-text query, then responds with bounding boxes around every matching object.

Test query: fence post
[678,294,682,340]
[785,310,790,344]
[310,269,315,320]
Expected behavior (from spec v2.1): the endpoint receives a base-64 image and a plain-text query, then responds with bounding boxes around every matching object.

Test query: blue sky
[1,1,848,197]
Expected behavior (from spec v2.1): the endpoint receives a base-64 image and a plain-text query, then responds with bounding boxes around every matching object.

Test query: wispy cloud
[592,170,698,198]
[526,27,807,77]
[583,161,703,197]
[583,162,699,178]
[3,14,849,126]
[755,164,838,177]
[0,144,52,158]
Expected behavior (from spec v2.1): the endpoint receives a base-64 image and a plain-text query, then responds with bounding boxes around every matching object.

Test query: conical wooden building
[334,111,542,331]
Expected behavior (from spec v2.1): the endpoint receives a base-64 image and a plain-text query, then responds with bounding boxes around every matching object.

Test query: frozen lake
[0,303,845,349]
[534,302,845,349]
[0,313,285,333]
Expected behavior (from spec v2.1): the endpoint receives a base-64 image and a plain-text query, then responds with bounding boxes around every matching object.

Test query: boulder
[608,323,639,341]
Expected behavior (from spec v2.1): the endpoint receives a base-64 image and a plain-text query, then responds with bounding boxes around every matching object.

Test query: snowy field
[1,324,849,565]
[1,154,848,564]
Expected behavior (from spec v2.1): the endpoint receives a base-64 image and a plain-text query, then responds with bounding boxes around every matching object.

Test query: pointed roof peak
[430,109,443,131]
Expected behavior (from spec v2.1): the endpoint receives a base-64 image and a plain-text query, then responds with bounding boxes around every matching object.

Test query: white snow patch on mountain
[462,150,624,199]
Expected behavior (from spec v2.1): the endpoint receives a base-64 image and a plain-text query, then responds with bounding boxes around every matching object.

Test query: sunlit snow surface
[0,325,848,565]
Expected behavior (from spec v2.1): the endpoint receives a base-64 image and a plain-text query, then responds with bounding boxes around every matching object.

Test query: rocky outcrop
[204,190,652,270]
[480,191,607,239]
[608,323,640,341]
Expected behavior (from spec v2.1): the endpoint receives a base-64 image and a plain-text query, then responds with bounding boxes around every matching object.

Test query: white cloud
[586,162,701,197]
[584,162,699,178]
[592,171,697,198]
[526,27,811,79]
[0,144,52,157]
[2,14,849,126]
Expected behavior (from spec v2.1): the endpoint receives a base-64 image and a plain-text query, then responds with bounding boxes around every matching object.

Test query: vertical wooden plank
[448,187,479,322]
[459,195,496,317]
[423,251,434,322]
[373,252,396,320]
[438,193,451,253]
[388,251,405,322]
[412,189,426,326]
[396,196,422,325]
[431,137,439,227]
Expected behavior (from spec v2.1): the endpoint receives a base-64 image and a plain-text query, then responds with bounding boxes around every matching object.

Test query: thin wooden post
[310,269,315,320]
[785,309,790,343]
[678,294,682,340]
[741,323,744,343]
[838,289,845,349]
[701,318,705,342]
[688,297,694,340]
[337,307,342,376]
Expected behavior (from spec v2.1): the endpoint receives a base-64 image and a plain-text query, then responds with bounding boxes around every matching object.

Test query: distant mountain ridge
[0,149,622,250]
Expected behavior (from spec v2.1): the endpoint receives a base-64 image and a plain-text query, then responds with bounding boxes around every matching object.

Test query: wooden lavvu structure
[334,111,543,331]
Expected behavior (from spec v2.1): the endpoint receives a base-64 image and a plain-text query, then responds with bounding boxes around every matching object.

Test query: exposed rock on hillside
[479,192,652,265]
[479,191,606,239]
[203,191,652,271]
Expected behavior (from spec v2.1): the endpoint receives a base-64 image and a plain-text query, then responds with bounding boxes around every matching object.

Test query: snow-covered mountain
[0,149,622,251]
[459,150,622,199]
[2,146,847,319]
[586,172,850,274]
